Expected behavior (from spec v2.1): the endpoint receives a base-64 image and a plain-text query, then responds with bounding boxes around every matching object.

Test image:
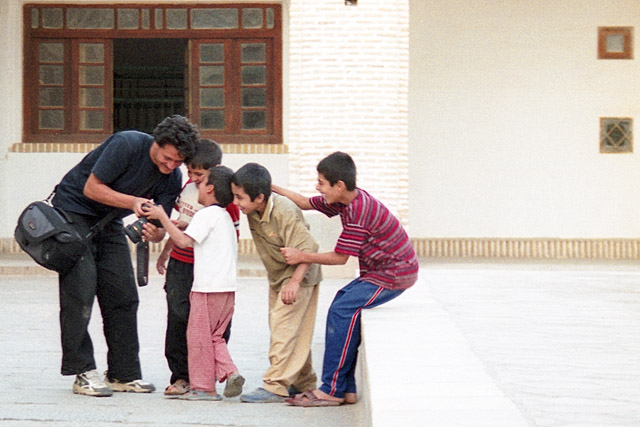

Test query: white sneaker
[104,375,156,393]
[73,369,113,397]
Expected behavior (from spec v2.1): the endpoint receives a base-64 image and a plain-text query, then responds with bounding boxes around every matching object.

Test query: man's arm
[84,173,150,217]
[280,247,349,266]
[271,184,313,210]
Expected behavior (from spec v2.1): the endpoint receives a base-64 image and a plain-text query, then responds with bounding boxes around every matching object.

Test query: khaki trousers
[262,284,319,396]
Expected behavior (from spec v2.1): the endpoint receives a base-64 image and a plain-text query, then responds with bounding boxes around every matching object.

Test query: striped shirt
[310,188,418,290]
[170,180,240,264]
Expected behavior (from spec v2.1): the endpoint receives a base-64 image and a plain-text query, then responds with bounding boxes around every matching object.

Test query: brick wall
[288,0,410,226]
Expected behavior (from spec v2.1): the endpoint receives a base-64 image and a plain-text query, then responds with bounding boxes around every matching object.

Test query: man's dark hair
[207,166,234,207]
[153,115,199,161]
[231,163,272,202]
[190,138,222,169]
[317,151,357,191]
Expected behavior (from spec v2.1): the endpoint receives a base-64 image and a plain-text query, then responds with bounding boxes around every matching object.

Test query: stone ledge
[4,237,640,260]
[360,274,528,426]
[10,142,288,155]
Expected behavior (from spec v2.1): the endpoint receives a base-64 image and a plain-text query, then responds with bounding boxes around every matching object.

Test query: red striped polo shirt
[310,188,418,290]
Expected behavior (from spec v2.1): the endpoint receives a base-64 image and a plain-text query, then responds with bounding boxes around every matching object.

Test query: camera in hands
[124,203,161,244]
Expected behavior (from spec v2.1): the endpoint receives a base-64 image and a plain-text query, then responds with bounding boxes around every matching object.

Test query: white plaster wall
[288,0,410,225]
[409,0,640,239]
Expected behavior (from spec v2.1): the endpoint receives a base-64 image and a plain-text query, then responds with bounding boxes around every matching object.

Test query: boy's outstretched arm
[271,184,313,210]
[156,239,173,275]
[280,247,349,266]
[143,204,195,249]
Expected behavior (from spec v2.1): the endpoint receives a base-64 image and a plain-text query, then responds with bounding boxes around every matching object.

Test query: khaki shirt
[247,193,322,288]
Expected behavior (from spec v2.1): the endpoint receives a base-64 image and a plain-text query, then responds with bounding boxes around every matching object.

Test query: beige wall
[409,0,640,239]
[4,0,640,245]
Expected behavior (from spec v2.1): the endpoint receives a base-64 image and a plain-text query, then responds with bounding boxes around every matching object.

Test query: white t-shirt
[185,204,237,293]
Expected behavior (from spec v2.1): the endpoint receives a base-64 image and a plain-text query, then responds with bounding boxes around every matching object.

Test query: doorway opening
[113,39,187,134]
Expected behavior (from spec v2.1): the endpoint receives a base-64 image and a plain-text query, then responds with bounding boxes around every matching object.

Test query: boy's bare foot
[310,389,345,403]
[345,392,357,404]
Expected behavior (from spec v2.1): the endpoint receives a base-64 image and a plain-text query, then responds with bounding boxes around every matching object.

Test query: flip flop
[285,390,343,407]
[178,390,222,401]
[164,379,189,396]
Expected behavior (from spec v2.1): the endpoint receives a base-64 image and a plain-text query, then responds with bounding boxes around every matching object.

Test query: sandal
[178,390,222,401]
[285,390,343,407]
[164,379,189,396]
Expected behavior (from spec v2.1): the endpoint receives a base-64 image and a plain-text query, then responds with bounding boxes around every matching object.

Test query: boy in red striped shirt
[273,151,418,407]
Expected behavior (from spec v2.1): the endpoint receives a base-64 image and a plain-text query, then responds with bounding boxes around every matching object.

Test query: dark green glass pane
[242,8,263,29]
[242,111,265,129]
[39,110,64,130]
[241,43,266,63]
[266,8,274,29]
[40,65,64,85]
[242,88,265,107]
[39,87,64,107]
[200,44,224,63]
[242,66,266,84]
[141,9,150,29]
[67,8,114,29]
[80,88,104,108]
[191,8,238,29]
[79,66,104,85]
[118,9,139,29]
[200,66,224,85]
[80,110,104,130]
[200,88,224,107]
[79,44,104,63]
[200,110,225,130]
[31,9,39,29]
[39,43,64,63]
[166,9,187,29]
[155,9,163,29]
[42,8,63,29]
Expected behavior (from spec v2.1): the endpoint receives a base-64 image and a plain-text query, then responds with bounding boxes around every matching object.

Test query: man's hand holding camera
[124,202,166,243]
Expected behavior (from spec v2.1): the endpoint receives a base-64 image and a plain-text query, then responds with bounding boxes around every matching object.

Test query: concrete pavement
[0,259,365,426]
[4,253,640,426]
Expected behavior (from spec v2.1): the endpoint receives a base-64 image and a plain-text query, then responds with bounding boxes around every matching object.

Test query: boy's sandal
[178,390,223,401]
[285,390,343,407]
[164,379,189,396]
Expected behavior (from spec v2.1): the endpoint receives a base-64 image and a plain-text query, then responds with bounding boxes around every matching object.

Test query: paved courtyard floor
[2,258,640,426]
[0,273,364,426]
[419,260,640,427]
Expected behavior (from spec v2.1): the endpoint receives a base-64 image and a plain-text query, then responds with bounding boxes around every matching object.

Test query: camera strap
[136,241,149,287]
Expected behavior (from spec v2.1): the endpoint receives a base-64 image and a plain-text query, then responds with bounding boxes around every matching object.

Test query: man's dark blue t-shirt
[52,131,182,220]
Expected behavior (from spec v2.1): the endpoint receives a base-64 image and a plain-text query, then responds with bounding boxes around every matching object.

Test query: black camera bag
[14,201,85,274]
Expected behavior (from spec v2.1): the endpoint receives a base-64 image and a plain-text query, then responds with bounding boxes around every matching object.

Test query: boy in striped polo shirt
[273,151,418,407]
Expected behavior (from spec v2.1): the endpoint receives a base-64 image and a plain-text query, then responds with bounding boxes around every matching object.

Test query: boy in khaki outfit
[231,163,322,403]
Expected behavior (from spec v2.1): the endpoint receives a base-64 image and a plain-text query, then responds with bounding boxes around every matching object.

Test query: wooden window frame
[598,26,634,60]
[23,3,282,144]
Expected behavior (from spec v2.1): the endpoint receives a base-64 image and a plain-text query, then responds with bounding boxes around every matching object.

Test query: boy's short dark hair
[153,114,199,161]
[190,138,222,169]
[317,151,356,191]
[207,166,234,207]
[231,163,272,202]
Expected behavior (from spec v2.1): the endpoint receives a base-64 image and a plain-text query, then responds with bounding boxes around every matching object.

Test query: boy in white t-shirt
[156,139,240,397]
[144,166,244,401]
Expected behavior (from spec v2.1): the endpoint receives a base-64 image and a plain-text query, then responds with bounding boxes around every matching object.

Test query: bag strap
[50,170,163,240]
[85,211,119,240]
